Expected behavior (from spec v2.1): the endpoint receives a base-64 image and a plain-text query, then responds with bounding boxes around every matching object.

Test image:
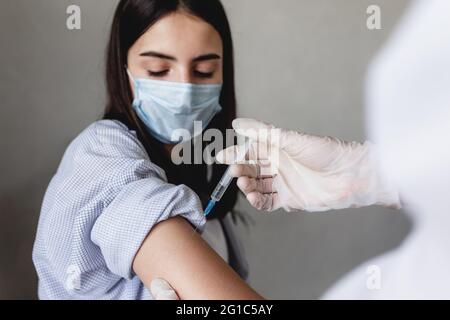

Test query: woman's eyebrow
[139,51,221,62]
[192,53,221,62]
[139,51,177,60]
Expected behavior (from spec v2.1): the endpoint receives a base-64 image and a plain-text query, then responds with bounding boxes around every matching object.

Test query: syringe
[204,140,251,217]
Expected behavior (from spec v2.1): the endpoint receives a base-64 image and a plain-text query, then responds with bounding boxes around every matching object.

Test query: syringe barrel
[210,141,250,203]
[211,167,233,202]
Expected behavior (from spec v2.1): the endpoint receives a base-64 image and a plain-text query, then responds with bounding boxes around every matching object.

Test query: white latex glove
[216,118,401,212]
[150,278,179,300]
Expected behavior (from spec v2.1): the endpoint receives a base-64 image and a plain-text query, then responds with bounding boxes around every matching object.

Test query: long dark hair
[103,0,238,220]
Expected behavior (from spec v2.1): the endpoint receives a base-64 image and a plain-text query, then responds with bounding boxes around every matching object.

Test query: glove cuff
[364,142,402,209]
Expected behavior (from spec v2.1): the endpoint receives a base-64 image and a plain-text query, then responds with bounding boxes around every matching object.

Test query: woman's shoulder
[80,119,142,148]
[69,119,149,161]
[47,119,167,201]
[54,119,166,182]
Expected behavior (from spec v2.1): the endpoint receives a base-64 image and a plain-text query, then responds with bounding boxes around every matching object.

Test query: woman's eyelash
[194,71,214,78]
[147,70,214,78]
[148,70,169,77]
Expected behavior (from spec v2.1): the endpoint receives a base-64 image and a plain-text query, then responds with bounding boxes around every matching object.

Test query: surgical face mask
[127,69,222,144]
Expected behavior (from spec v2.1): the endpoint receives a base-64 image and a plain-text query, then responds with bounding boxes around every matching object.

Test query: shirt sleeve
[76,120,206,280]
[91,124,205,279]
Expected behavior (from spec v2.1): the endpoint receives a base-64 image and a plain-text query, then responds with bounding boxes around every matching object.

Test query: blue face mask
[127,69,222,144]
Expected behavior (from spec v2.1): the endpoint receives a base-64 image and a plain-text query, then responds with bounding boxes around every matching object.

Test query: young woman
[32,0,262,300]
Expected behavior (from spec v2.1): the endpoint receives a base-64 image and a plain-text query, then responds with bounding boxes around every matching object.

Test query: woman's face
[127,12,223,85]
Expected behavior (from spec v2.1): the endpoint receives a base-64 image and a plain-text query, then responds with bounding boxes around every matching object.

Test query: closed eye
[148,70,169,77]
[194,70,214,79]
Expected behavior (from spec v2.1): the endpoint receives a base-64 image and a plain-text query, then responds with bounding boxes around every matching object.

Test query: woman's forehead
[132,12,223,59]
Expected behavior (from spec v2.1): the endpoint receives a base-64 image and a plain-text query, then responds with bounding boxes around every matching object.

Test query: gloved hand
[216,118,401,212]
[150,278,179,300]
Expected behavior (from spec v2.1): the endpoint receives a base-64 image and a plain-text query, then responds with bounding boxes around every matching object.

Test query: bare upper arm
[132,217,263,300]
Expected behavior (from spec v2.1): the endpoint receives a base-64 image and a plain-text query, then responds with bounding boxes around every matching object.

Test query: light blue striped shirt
[32,120,207,300]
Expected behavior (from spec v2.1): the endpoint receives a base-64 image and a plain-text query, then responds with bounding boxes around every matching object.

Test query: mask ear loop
[125,66,140,100]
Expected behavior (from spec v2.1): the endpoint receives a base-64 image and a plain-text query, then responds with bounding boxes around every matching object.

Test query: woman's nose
[175,67,194,84]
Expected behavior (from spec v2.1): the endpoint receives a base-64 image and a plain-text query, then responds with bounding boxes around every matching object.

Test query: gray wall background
[0,0,411,299]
